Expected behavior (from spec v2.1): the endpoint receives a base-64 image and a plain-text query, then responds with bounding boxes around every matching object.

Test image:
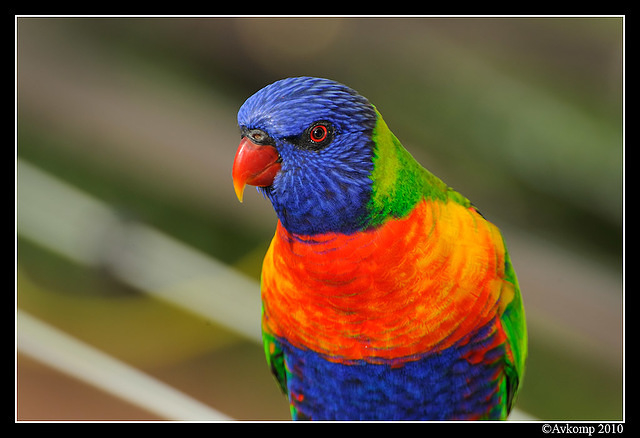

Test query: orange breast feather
[260,199,508,363]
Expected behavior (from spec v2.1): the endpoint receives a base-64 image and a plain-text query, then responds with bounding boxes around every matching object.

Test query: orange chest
[260,199,507,362]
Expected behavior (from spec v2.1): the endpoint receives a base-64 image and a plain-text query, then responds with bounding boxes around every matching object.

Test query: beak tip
[233,180,246,203]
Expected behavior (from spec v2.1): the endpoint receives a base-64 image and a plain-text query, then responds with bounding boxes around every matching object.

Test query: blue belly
[277,323,506,420]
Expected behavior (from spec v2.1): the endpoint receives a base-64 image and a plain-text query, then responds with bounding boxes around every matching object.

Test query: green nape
[366,108,471,228]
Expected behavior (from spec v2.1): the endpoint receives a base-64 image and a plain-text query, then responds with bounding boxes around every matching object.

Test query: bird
[231,76,527,420]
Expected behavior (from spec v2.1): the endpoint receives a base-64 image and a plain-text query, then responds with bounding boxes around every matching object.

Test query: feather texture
[234,77,527,420]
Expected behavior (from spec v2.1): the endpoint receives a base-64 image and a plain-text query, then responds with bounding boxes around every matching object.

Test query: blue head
[233,77,378,235]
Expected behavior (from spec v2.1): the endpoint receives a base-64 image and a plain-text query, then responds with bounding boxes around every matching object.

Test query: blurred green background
[16,16,623,421]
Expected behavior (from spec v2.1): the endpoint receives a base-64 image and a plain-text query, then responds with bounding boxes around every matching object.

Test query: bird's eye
[299,121,333,150]
[309,124,328,143]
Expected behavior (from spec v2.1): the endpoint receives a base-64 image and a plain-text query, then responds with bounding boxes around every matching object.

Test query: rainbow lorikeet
[232,77,527,420]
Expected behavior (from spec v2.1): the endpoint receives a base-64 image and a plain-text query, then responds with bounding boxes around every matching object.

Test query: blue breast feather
[276,320,506,421]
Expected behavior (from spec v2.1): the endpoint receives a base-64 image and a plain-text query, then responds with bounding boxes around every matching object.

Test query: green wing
[263,321,288,395]
[500,246,528,413]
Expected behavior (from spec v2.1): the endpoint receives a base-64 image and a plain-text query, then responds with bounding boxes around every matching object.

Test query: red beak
[232,137,281,202]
